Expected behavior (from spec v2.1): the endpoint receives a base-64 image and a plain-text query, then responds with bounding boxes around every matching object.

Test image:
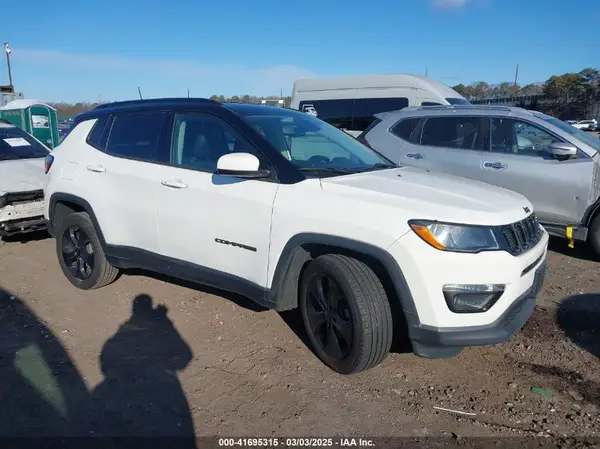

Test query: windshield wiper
[299,167,355,175]
[353,163,398,173]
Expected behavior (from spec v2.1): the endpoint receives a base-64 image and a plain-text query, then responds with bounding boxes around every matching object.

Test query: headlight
[409,220,500,253]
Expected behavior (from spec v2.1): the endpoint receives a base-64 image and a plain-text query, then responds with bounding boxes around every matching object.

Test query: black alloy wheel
[305,273,353,360]
[61,226,95,280]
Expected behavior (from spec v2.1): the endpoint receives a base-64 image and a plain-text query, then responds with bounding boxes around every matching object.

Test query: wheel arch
[48,193,107,247]
[268,233,420,332]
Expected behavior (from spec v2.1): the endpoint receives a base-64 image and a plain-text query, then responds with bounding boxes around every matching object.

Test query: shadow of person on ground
[0,286,90,436]
[557,293,600,359]
[88,294,196,447]
[0,287,198,445]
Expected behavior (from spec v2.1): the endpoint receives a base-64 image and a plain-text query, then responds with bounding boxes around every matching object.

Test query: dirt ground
[1,232,599,445]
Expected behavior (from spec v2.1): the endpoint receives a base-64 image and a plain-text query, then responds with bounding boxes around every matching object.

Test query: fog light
[442,284,505,313]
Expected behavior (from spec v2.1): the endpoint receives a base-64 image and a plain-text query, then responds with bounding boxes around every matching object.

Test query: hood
[319,166,533,226]
[0,158,46,195]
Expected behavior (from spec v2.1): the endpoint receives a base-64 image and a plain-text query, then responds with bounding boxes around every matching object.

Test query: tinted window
[352,98,409,131]
[299,97,409,132]
[445,98,471,105]
[0,125,49,160]
[391,118,421,143]
[299,100,354,130]
[421,102,443,106]
[86,116,110,150]
[490,118,563,158]
[106,112,167,161]
[170,113,260,172]
[420,117,483,150]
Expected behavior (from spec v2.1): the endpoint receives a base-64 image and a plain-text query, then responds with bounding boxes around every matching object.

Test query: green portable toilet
[0,99,60,149]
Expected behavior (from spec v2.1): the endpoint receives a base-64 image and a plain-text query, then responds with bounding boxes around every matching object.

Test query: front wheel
[299,254,393,374]
[588,213,600,260]
[55,212,119,290]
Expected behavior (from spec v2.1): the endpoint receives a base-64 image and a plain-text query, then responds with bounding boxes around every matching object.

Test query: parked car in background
[359,105,600,257]
[573,119,598,131]
[43,98,547,375]
[0,119,49,240]
[566,120,578,126]
[291,74,471,137]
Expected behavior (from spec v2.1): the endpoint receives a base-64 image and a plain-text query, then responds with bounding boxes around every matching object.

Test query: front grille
[500,214,543,256]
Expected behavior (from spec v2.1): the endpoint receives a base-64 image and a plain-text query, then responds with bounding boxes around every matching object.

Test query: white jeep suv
[43,99,549,374]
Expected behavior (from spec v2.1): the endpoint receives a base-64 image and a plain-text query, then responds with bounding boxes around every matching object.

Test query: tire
[55,212,119,290]
[588,213,600,260]
[299,254,393,374]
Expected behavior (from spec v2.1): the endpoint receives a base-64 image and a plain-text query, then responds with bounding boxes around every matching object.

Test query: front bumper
[0,215,47,236]
[410,260,546,357]
[387,226,548,358]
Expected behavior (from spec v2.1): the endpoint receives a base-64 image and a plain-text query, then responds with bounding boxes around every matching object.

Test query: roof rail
[94,97,220,110]
[419,104,515,112]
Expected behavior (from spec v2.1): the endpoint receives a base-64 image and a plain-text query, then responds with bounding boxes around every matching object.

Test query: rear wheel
[299,254,393,374]
[55,212,119,290]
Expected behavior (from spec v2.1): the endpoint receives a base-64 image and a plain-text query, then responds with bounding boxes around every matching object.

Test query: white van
[290,74,470,136]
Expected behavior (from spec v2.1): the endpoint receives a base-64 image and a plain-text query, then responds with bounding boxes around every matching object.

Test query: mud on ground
[0,233,599,444]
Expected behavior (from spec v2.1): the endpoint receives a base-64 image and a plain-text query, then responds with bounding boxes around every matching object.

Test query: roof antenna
[187,88,190,98]
[137,87,143,99]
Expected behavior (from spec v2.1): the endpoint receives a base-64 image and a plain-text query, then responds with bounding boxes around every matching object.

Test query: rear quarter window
[391,118,422,143]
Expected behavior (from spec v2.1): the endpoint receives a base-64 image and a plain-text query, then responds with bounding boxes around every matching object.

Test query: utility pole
[425,68,428,77]
[3,42,13,88]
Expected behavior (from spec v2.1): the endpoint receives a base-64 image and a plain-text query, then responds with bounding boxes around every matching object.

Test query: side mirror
[548,142,577,158]
[216,153,270,179]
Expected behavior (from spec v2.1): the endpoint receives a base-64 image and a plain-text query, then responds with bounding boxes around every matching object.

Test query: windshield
[445,97,471,105]
[0,126,50,160]
[533,113,600,152]
[232,107,396,176]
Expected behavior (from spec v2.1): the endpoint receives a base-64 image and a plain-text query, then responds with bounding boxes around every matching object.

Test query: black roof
[73,97,223,124]
[94,97,219,110]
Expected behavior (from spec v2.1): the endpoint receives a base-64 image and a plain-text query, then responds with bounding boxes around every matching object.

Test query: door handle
[483,161,507,169]
[161,179,188,189]
[86,165,106,173]
[406,153,425,160]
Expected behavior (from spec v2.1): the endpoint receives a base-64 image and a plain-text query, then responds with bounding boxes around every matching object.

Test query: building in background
[0,85,24,107]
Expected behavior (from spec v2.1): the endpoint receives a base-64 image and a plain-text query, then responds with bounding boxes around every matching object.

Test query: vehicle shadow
[524,294,600,408]
[556,293,600,359]
[0,287,197,445]
[547,236,598,262]
[0,286,89,436]
[123,268,268,312]
[0,230,51,245]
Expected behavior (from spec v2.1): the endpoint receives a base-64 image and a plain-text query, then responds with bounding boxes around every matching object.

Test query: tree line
[50,67,599,121]
[452,67,599,119]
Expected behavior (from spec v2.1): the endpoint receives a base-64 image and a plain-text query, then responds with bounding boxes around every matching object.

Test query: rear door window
[106,112,168,162]
[419,116,483,150]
